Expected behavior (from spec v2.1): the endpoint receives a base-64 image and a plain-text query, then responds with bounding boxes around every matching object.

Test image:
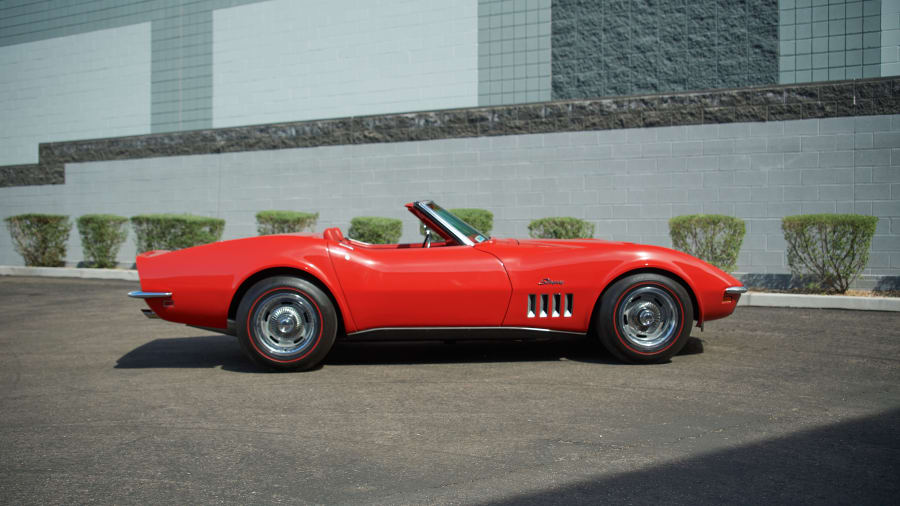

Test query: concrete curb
[1,266,898,311]
[0,265,138,281]
[738,292,900,312]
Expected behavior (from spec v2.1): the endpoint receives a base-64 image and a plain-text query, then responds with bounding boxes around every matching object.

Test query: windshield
[425,202,489,243]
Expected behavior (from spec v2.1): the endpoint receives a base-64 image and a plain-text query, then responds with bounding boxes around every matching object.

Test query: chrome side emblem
[538,278,564,285]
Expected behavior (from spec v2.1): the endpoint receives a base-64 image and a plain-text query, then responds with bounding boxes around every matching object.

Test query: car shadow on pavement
[115,335,261,373]
[485,407,900,505]
[115,335,704,371]
[325,336,704,366]
[324,337,612,366]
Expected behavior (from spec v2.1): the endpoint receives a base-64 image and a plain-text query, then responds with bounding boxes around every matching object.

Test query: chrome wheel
[617,285,680,350]
[252,291,319,357]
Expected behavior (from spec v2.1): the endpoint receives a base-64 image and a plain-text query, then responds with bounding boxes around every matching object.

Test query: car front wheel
[596,273,694,363]
[236,276,338,371]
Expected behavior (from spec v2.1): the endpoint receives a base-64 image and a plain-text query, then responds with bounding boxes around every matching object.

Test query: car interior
[321,201,474,249]
[322,223,453,250]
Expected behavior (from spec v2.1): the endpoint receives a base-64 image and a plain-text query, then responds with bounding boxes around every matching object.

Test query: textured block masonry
[3,76,896,188]
[551,0,780,99]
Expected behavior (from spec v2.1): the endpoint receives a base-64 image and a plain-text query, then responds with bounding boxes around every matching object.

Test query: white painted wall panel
[213,0,478,128]
[0,23,152,166]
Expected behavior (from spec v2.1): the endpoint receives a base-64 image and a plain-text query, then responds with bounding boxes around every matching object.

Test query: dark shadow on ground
[116,335,704,370]
[326,335,703,366]
[325,336,617,366]
[115,335,260,373]
[484,408,900,506]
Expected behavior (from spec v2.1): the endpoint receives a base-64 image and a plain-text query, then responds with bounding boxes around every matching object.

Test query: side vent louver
[527,293,573,318]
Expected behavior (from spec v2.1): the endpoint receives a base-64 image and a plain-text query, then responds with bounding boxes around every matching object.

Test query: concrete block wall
[0,115,897,281]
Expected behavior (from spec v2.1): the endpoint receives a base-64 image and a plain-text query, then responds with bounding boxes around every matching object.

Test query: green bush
[420,208,494,236]
[348,216,402,244]
[528,217,594,239]
[782,214,878,294]
[77,214,128,268]
[669,214,745,273]
[4,214,71,267]
[256,210,319,235]
[131,214,225,252]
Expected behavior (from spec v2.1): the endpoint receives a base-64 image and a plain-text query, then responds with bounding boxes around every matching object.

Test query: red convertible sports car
[129,200,746,370]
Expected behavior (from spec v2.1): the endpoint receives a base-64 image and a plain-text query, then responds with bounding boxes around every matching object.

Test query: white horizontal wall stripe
[212,0,479,128]
[0,23,152,166]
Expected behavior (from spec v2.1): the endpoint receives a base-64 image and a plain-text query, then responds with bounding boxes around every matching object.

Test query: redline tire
[596,273,694,363]
[236,276,337,371]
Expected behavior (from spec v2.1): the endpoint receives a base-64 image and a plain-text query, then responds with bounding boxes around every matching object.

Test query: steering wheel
[422,229,433,249]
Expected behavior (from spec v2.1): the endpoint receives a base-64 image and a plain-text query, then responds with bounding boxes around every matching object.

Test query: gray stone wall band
[1,76,898,188]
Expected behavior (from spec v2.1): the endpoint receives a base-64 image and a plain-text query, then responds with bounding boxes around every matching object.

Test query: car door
[328,242,512,330]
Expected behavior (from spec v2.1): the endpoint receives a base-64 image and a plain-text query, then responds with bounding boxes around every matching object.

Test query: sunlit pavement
[0,277,898,505]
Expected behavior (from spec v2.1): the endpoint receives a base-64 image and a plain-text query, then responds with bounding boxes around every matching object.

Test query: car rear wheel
[236,276,337,371]
[596,273,694,363]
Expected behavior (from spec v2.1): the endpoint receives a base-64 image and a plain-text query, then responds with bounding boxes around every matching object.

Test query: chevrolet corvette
[129,200,746,370]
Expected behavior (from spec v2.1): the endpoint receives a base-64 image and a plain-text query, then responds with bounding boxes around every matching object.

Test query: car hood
[485,237,741,286]
[514,238,635,249]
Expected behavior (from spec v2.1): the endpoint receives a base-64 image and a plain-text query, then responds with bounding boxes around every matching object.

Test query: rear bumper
[128,291,172,299]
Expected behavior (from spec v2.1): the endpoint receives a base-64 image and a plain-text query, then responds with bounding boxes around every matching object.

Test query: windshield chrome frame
[414,200,476,247]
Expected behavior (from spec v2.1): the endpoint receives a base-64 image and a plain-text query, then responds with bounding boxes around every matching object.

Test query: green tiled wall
[478,0,553,105]
[151,10,213,133]
[779,0,883,84]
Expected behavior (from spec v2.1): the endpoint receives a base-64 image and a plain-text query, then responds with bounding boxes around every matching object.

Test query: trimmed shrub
[669,214,745,273]
[131,214,225,252]
[782,214,878,294]
[419,208,494,236]
[348,216,402,244]
[256,210,319,235]
[528,217,594,239]
[4,214,71,266]
[452,208,493,235]
[77,214,128,268]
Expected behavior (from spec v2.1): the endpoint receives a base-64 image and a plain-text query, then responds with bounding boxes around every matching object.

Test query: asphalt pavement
[0,276,898,505]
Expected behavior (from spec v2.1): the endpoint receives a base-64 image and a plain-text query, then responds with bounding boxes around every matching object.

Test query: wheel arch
[228,267,349,336]
[588,267,700,335]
